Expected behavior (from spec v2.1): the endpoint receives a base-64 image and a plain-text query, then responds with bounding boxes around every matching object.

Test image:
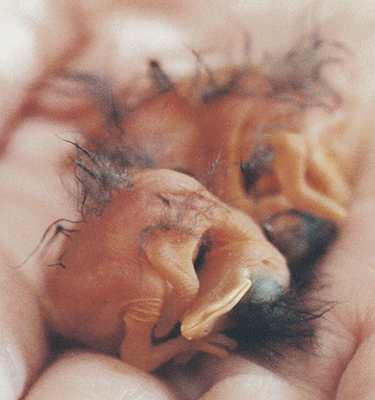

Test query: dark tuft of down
[224,209,337,359]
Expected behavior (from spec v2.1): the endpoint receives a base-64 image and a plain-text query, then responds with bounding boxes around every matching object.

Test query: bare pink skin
[40,168,288,371]
[1,1,375,400]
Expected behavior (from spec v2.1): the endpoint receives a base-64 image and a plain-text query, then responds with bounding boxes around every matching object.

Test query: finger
[327,132,375,400]
[199,355,316,400]
[0,263,48,400]
[0,0,91,151]
[335,332,375,400]
[194,129,375,400]
[0,120,80,399]
[24,351,177,400]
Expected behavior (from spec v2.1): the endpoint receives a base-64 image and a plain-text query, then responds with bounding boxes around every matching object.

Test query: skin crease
[0,0,375,399]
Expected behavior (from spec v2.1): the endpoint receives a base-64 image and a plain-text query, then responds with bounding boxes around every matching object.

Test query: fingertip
[0,266,49,400]
[24,351,177,400]
[0,345,24,400]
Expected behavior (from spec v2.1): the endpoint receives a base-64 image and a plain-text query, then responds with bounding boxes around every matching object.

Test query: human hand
[1,1,375,399]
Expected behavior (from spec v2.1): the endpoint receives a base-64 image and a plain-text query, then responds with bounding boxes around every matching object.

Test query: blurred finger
[0,263,48,400]
[24,351,177,400]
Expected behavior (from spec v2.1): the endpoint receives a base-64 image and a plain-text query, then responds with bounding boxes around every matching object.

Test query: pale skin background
[1,0,375,399]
